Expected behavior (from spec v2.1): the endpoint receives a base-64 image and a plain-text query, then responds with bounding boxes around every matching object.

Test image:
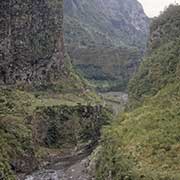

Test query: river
[22,91,128,180]
[23,147,93,180]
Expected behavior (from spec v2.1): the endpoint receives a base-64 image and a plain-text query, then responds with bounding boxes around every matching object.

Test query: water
[24,91,127,180]
[25,170,60,180]
[23,148,92,180]
[24,158,90,180]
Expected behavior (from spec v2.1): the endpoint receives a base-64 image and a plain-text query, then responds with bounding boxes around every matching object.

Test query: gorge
[0,0,180,180]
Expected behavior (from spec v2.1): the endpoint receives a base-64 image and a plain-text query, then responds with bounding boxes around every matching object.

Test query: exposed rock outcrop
[0,0,64,85]
[33,105,109,148]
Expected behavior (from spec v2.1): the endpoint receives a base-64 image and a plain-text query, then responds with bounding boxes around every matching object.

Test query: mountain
[64,0,149,90]
[96,5,180,179]
[64,0,149,48]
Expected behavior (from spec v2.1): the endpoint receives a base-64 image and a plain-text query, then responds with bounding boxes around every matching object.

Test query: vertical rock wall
[0,0,64,85]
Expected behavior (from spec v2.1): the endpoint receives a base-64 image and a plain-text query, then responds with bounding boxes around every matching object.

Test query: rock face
[64,0,149,49]
[33,105,109,147]
[64,0,149,90]
[0,0,64,85]
[129,4,180,102]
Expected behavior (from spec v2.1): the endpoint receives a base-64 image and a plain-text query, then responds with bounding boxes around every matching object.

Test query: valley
[20,91,128,180]
[64,0,149,91]
[0,0,180,180]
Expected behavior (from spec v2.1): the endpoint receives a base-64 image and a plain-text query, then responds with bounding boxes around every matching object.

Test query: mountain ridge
[64,0,149,48]
[64,0,149,91]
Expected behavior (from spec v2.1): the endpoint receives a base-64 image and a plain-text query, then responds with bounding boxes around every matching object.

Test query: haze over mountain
[64,0,150,91]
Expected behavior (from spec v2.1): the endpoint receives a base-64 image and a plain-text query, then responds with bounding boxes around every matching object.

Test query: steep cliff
[0,0,64,85]
[64,0,149,90]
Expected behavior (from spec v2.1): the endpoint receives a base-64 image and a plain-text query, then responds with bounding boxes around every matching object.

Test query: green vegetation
[2,2,180,180]
[128,39,180,108]
[70,46,141,91]
[0,67,109,178]
[0,88,35,179]
[87,80,129,92]
[64,0,149,91]
[0,0,113,179]
[96,5,180,180]
[97,82,180,180]
[35,105,111,148]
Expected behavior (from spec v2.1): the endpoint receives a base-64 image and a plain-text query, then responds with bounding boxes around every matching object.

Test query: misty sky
[138,0,180,17]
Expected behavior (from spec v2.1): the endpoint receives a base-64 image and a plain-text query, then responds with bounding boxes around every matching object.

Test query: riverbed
[100,91,128,114]
[23,148,93,180]
[22,91,128,180]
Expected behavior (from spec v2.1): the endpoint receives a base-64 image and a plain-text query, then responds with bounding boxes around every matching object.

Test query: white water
[25,170,60,180]
[23,150,91,180]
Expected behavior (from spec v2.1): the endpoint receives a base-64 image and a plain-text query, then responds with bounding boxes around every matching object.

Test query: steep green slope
[128,39,180,108]
[0,70,111,179]
[96,5,180,180]
[129,4,180,106]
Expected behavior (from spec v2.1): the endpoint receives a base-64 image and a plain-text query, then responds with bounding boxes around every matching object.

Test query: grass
[0,69,105,179]
[96,82,180,180]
